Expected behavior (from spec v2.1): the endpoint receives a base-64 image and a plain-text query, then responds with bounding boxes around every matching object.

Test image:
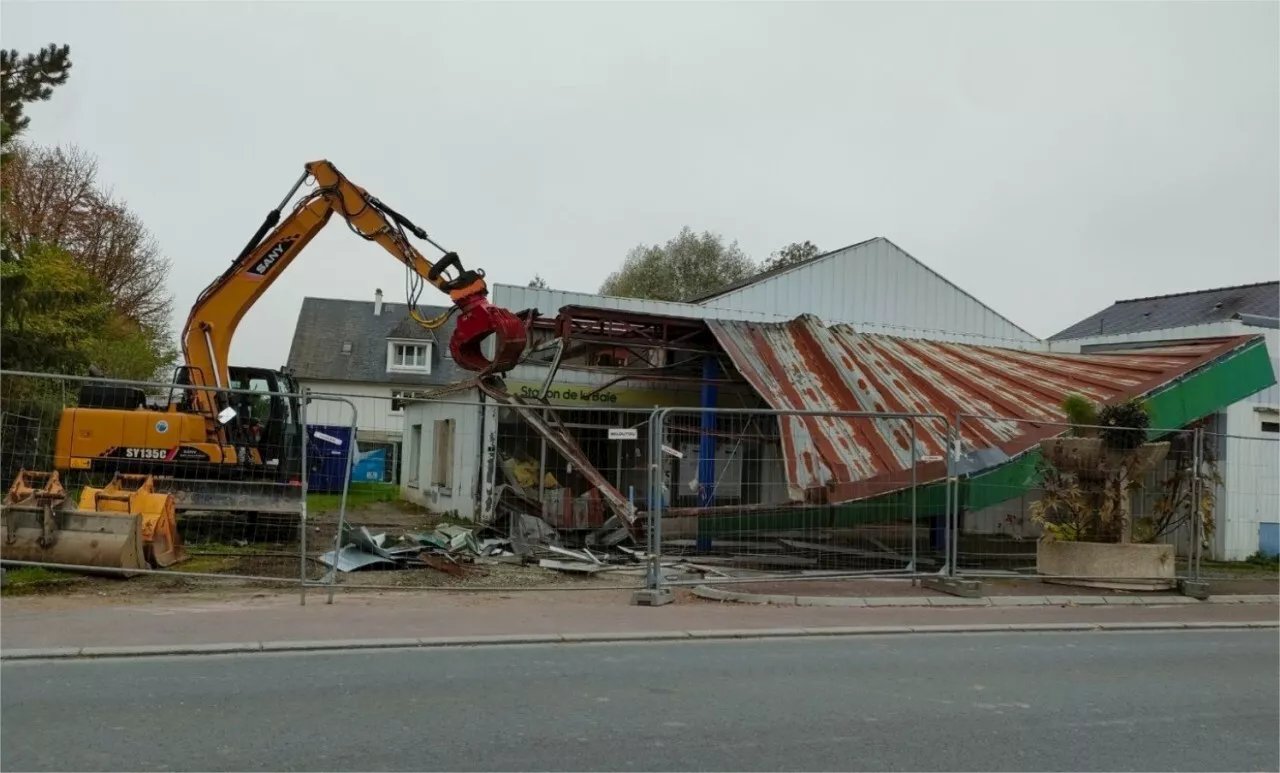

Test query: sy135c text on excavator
[1,160,529,573]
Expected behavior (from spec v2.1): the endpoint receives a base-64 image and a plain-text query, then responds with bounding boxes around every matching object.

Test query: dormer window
[387,340,431,374]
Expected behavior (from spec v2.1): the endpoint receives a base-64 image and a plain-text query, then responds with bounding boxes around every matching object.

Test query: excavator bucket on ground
[0,470,187,574]
[449,295,529,374]
[78,474,188,569]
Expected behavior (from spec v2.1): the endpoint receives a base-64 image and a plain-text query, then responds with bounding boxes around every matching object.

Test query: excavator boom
[183,160,527,420]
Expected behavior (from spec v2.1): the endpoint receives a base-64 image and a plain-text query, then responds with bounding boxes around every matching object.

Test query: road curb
[3,620,1276,662]
[691,585,1280,608]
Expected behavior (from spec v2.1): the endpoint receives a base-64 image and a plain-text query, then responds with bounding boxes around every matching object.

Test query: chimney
[374,288,383,316]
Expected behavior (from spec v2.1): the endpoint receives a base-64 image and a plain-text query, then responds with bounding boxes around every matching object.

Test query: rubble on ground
[317,515,654,580]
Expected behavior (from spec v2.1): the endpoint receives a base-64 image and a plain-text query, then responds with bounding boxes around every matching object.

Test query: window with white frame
[387,341,431,373]
[391,390,429,413]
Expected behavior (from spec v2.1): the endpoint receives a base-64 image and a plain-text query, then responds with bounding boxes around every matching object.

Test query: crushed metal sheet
[538,558,610,574]
[319,545,399,572]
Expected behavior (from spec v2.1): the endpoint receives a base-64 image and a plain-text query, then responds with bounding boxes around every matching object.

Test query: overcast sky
[5,0,1277,368]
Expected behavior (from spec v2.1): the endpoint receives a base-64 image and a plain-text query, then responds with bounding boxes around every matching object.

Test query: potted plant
[1031,395,1177,590]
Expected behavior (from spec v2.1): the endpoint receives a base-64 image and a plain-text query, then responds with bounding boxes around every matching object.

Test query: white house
[285,290,467,482]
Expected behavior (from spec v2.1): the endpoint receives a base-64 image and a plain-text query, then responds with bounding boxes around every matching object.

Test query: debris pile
[317,516,650,579]
[318,511,938,584]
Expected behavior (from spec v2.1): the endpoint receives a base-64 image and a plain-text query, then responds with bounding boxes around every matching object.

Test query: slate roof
[285,297,467,386]
[1051,281,1279,340]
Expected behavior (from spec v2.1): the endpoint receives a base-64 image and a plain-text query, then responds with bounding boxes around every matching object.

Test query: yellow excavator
[0,160,529,573]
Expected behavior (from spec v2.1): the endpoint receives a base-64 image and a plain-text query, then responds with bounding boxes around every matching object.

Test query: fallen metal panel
[708,316,1264,504]
[318,544,398,572]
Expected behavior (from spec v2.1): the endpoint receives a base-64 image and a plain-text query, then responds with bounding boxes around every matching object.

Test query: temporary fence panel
[0,370,312,587]
[302,389,654,592]
[1206,430,1280,565]
[646,406,949,589]
[954,412,1212,583]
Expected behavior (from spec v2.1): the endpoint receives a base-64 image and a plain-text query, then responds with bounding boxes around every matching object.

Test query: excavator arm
[180,160,528,420]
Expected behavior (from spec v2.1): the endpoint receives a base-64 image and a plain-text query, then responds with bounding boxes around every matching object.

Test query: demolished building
[397,304,1277,551]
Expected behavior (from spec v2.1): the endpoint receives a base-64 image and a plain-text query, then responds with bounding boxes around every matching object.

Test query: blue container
[306,424,354,493]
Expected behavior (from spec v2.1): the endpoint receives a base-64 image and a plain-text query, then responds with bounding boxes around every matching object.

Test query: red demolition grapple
[449,294,528,375]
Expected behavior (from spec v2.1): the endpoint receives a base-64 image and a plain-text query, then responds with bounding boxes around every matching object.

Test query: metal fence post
[299,388,309,606]
[645,406,668,592]
[910,418,918,575]
[325,400,359,606]
[944,418,956,578]
[1192,425,1204,581]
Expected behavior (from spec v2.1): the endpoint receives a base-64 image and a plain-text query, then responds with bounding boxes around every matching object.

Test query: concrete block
[922,577,984,598]
[691,586,733,601]
[1178,580,1211,600]
[1037,539,1177,590]
[631,588,676,607]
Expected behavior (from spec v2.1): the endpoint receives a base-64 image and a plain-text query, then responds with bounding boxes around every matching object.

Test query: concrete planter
[1036,539,1177,591]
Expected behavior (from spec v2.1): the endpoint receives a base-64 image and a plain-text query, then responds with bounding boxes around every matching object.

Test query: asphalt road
[2,631,1276,772]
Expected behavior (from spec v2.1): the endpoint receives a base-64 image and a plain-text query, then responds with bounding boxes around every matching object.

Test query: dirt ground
[5,498,1276,605]
[0,500,646,602]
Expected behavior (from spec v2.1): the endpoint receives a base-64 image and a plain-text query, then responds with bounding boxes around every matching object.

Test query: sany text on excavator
[0,160,529,573]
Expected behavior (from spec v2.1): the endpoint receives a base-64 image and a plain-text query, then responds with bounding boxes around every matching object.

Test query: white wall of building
[298,379,474,441]
[399,390,495,520]
[691,239,1044,349]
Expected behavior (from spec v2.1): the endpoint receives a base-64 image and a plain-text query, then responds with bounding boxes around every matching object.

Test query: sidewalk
[2,587,1276,653]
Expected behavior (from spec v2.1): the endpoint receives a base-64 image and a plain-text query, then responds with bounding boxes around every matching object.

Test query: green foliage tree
[762,240,822,272]
[0,42,177,381]
[0,241,172,380]
[528,274,549,289]
[599,226,759,302]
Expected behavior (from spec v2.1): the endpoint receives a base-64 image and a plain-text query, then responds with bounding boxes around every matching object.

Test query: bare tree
[2,143,174,336]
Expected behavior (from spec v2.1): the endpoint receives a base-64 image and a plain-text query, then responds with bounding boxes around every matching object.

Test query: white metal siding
[399,391,492,520]
[493,285,789,324]
[693,239,1043,349]
[1216,404,1280,561]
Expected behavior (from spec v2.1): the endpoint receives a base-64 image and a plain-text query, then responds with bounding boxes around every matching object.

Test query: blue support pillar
[696,356,718,551]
